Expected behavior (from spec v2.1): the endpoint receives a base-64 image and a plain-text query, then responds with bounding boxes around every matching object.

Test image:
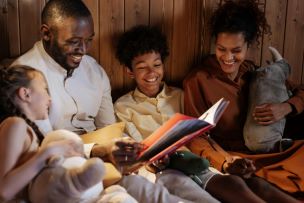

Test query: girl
[0,65,81,202]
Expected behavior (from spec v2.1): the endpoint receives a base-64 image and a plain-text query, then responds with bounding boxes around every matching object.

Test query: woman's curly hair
[0,65,45,144]
[210,0,271,45]
[116,25,169,69]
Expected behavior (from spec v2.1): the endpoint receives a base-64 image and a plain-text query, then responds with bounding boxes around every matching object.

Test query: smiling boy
[114,25,222,203]
[114,26,183,141]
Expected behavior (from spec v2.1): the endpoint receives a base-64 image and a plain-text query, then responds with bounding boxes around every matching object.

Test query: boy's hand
[223,157,256,179]
[146,155,170,173]
[110,137,146,166]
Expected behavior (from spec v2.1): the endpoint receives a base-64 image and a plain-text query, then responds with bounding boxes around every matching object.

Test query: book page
[198,98,229,125]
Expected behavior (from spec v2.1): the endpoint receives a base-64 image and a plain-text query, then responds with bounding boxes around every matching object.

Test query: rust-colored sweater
[184,55,304,170]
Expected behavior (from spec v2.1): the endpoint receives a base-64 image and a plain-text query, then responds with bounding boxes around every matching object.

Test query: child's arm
[0,117,81,201]
[0,117,45,200]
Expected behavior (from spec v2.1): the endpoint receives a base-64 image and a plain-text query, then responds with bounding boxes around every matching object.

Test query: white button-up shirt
[114,84,184,141]
[12,41,116,156]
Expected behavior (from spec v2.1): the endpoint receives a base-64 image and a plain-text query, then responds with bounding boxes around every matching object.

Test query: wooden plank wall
[0,0,303,99]
[0,0,9,60]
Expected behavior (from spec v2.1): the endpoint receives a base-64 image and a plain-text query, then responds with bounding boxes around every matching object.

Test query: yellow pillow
[81,122,125,187]
[103,162,122,187]
[81,122,125,144]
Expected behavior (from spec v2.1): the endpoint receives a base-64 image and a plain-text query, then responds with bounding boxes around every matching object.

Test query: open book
[137,98,229,163]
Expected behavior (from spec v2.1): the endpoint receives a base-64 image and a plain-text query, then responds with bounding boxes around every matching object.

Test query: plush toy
[243,47,292,153]
[29,129,137,203]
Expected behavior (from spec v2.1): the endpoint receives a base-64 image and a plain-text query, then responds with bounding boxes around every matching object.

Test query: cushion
[103,162,122,187]
[81,122,125,187]
[81,122,125,144]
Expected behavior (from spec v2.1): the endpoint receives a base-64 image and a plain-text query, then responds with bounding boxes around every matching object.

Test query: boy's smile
[128,52,164,98]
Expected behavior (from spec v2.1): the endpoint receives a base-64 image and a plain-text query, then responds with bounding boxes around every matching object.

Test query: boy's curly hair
[210,0,271,45]
[116,25,169,69]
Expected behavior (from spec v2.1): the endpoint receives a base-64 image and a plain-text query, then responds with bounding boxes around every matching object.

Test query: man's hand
[253,103,292,125]
[223,157,256,179]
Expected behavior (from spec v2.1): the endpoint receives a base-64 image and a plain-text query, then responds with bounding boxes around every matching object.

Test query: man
[12,0,196,202]
[12,0,115,157]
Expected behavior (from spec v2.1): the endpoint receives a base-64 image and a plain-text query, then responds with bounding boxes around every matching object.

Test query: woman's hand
[253,103,292,125]
[223,157,256,179]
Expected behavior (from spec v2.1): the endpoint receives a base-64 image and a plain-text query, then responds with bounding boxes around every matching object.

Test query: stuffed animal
[243,47,292,153]
[29,129,137,203]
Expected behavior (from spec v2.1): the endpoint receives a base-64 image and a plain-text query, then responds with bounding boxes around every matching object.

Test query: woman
[184,0,304,196]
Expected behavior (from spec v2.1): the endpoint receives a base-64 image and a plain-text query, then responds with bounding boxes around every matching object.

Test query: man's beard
[43,39,71,71]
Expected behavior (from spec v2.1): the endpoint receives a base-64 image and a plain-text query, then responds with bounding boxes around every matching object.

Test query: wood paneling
[83,0,99,61]
[261,0,287,66]
[169,0,202,83]
[19,0,44,53]
[7,0,20,57]
[0,0,9,60]
[125,0,149,29]
[0,0,304,96]
[99,0,125,99]
[201,0,220,55]
[284,0,304,84]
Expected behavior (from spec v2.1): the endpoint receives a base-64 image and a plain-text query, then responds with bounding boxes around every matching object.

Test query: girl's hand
[40,139,83,161]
